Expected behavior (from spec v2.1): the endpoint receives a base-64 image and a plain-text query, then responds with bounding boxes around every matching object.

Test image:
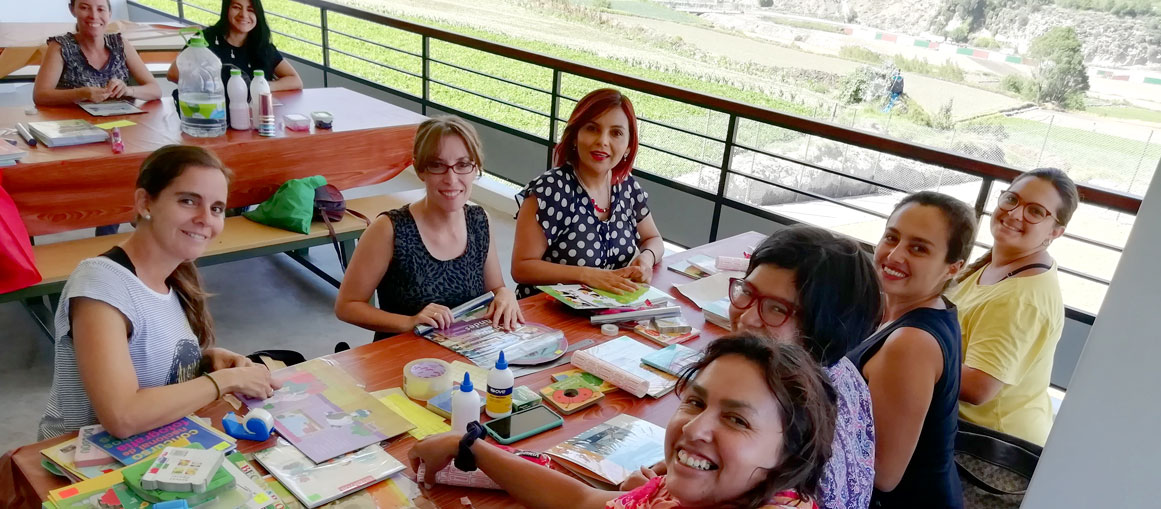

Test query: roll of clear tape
[601,323,619,336]
[403,358,452,401]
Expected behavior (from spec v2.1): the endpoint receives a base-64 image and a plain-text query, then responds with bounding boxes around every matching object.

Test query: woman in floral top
[409,334,837,509]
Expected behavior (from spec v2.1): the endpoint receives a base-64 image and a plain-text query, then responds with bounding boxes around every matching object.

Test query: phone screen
[485,406,561,440]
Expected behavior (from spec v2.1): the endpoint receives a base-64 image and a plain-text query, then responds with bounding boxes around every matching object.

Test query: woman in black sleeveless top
[848,192,977,508]
[335,116,523,341]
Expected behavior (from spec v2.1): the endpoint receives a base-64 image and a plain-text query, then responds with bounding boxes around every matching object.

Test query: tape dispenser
[223,408,275,441]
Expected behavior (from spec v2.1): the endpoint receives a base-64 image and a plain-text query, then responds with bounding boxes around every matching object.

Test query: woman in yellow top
[951,168,1078,445]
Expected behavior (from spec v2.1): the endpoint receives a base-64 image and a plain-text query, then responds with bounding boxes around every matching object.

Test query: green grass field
[1088,105,1161,124]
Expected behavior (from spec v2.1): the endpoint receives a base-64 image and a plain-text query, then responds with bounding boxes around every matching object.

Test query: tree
[1027,27,1089,107]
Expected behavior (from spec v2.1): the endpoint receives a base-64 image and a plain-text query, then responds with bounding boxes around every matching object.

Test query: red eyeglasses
[728,278,798,328]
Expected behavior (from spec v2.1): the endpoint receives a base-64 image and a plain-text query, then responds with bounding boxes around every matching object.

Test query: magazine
[254,439,406,508]
[87,416,236,466]
[537,284,672,310]
[545,414,666,489]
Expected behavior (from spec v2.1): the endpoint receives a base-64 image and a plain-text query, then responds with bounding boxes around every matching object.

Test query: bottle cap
[253,70,265,77]
[460,373,474,392]
[187,32,208,48]
[495,351,507,370]
[230,68,242,76]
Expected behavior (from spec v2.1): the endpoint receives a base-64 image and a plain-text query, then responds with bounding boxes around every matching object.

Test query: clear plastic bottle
[451,373,481,434]
[176,33,226,137]
[226,68,250,130]
[249,70,270,130]
[485,351,514,419]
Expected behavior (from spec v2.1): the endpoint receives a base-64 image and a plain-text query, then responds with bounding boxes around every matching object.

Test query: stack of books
[0,141,26,166]
[26,119,108,147]
[702,297,732,330]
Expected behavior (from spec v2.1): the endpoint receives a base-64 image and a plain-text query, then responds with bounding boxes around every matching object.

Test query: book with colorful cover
[544,414,666,489]
[631,320,700,346]
[138,446,226,493]
[40,438,121,481]
[74,425,115,468]
[264,473,421,509]
[240,359,414,464]
[427,319,565,373]
[570,336,677,398]
[551,369,618,393]
[640,344,703,377]
[197,452,284,509]
[122,444,235,504]
[537,284,672,310]
[254,438,406,508]
[47,462,142,509]
[26,119,108,147]
[666,254,716,279]
[88,416,236,466]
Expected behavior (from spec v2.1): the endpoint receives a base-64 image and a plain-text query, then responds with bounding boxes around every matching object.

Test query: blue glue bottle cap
[460,372,474,392]
[495,351,508,370]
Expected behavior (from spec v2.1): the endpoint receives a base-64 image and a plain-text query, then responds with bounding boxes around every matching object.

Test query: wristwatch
[454,421,486,471]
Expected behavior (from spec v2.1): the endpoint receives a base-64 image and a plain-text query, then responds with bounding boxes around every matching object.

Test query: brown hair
[412,116,484,176]
[136,145,233,348]
[69,0,112,11]
[956,168,1079,283]
[552,88,638,185]
[676,333,837,507]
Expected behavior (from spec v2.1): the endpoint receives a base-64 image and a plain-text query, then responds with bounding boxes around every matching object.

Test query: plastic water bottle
[226,68,250,130]
[485,351,514,419]
[451,373,481,434]
[249,70,270,130]
[176,33,226,137]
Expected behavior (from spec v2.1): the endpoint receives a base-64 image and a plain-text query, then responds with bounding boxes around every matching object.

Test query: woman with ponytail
[38,145,277,440]
[951,168,1078,446]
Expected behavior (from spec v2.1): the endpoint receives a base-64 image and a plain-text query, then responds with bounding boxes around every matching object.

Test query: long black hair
[206,0,272,58]
[745,226,882,367]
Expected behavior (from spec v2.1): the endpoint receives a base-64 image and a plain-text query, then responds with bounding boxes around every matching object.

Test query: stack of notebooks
[26,120,108,147]
[0,141,26,166]
[702,297,732,330]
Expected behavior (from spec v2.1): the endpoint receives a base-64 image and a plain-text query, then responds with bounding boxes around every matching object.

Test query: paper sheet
[673,272,740,309]
[449,361,489,388]
[93,119,137,129]
[370,388,451,440]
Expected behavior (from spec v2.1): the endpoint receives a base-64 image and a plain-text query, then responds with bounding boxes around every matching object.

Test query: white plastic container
[451,373,482,433]
[485,351,514,419]
[249,70,270,130]
[226,68,250,130]
[176,34,226,138]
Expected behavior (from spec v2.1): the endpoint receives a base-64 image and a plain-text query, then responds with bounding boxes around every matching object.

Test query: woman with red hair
[512,88,664,297]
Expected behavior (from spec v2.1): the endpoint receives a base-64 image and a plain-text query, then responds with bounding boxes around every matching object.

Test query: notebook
[569,336,677,398]
[26,119,108,147]
[79,100,145,117]
[254,439,406,508]
[545,414,666,489]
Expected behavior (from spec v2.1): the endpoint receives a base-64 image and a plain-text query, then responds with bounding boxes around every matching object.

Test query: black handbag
[955,419,1043,509]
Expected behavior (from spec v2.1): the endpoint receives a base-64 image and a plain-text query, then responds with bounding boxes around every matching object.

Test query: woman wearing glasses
[335,116,523,340]
[623,226,882,509]
[951,168,1078,446]
[848,192,976,507]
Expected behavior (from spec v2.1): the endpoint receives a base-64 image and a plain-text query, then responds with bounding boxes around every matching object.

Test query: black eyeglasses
[728,278,798,328]
[997,191,1057,225]
[425,161,477,175]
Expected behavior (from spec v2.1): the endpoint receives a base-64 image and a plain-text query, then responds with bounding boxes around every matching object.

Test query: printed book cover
[544,414,666,488]
[88,416,235,466]
[254,439,406,508]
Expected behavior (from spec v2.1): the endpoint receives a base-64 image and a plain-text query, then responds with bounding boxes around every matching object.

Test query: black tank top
[848,300,964,509]
[373,204,489,341]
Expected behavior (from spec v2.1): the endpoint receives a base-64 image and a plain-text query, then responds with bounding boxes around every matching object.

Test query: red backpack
[0,170,42,293]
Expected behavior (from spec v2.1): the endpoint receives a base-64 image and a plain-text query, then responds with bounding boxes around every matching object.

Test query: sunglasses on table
[728,277,798,328]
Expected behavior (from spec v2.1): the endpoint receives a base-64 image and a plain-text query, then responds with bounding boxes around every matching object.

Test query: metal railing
[130,0,1144,318]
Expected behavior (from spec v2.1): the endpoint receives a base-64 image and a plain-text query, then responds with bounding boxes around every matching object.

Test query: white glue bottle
[485,351,514,419]
[249,70,270,130]
[226,68,250,130]
[451,373,481,434]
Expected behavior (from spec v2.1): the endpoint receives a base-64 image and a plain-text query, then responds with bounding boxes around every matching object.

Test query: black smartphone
[483,405,564,444]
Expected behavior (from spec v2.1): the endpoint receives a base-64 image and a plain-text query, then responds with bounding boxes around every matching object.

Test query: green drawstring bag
[243,175,327,234]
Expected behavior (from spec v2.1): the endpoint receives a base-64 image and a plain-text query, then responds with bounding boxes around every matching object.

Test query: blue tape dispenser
[223,408,274,441]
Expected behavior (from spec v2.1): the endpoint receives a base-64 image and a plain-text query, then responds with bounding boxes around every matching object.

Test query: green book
[122,444,236,504]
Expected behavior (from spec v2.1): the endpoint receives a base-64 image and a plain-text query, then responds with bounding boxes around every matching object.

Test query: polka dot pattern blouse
[515,165,651,298]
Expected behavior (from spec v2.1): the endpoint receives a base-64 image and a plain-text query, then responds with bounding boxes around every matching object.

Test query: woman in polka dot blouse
[512,88,665,298]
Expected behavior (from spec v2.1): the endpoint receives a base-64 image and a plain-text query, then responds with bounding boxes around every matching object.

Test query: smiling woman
[334,116,523,341]
[407,333,836,509]
[39,145,277,441]
[166,0,302,90]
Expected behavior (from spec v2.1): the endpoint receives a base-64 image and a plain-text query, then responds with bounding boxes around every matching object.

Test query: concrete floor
[0,175,518,454]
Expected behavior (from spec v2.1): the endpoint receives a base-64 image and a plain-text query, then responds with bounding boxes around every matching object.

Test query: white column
[1023,163,1161,506]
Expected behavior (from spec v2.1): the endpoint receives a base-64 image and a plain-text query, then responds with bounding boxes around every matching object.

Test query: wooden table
[1,87,426,236]
[1,21,187,80]
[3,231,766,508]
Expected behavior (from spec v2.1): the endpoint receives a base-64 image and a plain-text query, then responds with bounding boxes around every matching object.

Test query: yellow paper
[449,361,489,388]
[370,388,451,440]
[94,119,137,129]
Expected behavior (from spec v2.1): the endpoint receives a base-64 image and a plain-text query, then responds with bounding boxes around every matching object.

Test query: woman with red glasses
[687,226,882,509]
[951,168,1078,446]
[848,192,977,508]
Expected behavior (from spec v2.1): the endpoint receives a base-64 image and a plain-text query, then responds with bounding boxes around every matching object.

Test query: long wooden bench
[4,191,421,337]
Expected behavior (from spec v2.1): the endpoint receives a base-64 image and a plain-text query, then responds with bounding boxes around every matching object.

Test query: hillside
[753,0,1161,67]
